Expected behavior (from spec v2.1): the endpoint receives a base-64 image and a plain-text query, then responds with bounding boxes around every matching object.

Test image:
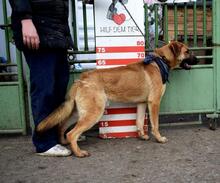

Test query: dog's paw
[75,150,91,158]
[157,136,168,143]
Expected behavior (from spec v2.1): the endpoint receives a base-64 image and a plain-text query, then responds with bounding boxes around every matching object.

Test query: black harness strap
[144,54,170,84]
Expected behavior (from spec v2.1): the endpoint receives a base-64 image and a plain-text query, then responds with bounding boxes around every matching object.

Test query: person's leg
[24,49,62,153]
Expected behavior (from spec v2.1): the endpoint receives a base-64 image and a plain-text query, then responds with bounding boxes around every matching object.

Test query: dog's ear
[169,41,182,57]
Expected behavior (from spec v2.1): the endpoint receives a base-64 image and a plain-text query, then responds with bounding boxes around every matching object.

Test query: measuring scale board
[95,0,148,138]
[99,103,148,139]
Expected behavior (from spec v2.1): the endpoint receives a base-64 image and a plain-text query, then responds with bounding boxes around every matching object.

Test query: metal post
[82,2,89,51]
[203,0,207,46]
[2,0,11,62]
[71,0,78,50]
[16,50,27,135]
[193,2,197,47]
[183,3,188,44]
[174,3,178,40]
[164,4,168,43]
[213,0,219,112]
[207,0,220,129]
[154,4,158,47]
[144,4,149,50]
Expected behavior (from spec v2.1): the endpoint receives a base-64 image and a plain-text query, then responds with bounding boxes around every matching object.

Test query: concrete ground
[0,125,220,183]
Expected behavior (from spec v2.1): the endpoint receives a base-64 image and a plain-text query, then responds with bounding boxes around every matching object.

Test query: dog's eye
[185,50,189,54]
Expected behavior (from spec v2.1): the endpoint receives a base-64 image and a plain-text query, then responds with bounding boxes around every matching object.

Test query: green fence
[0,0,26,134]
[0,0,219,134]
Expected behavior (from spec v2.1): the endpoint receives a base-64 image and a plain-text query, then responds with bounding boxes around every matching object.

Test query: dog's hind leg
[66,92,106,157]
[136,103,149,140]
[58,120,70,145]
[67,108,104,157]
[148,101,168,143]
[58,112,79,145]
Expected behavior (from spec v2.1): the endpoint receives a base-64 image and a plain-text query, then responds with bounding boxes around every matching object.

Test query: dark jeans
[23,49,69,153]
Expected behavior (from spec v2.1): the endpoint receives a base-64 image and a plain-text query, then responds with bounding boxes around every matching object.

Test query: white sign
[95,0,145,68]
[95,0,144,37]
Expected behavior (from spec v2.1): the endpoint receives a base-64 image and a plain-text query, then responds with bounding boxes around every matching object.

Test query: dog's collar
[143,54,170,84]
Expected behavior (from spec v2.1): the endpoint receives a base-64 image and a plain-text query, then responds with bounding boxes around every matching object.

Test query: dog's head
[155,41,198,70]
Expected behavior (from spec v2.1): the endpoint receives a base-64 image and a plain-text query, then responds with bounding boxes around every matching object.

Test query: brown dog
[37,41,197,157]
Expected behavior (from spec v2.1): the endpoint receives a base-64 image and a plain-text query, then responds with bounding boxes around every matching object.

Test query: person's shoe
[37,144,72,157]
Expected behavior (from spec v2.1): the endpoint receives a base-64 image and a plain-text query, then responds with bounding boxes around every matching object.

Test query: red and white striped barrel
[99,104,148,139]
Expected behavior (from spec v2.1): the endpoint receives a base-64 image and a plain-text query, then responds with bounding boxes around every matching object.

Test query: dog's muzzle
[179,55,198,70]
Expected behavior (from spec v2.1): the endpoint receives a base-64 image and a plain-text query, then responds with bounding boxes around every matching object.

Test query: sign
[95,0,144,37]
[94,0,148,138]
[95,0,145,68]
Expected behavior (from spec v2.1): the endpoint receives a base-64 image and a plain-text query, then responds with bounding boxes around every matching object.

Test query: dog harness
[143,54,170,84]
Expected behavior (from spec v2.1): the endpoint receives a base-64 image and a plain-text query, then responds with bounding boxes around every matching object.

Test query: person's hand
[21,19,40,50]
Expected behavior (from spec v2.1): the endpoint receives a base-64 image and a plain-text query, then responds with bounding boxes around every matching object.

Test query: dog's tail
[37,82,79,133]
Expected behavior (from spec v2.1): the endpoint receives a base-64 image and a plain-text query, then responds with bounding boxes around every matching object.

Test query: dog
[37,41,198,157]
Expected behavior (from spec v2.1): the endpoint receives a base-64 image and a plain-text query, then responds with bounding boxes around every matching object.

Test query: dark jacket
[9,0,73,51]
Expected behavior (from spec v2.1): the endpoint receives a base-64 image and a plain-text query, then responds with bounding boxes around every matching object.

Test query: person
[9,0,73,156]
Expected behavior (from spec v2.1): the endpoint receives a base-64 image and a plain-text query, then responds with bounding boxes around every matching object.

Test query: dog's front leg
[148,101,168,143]
[136,103,149,140]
